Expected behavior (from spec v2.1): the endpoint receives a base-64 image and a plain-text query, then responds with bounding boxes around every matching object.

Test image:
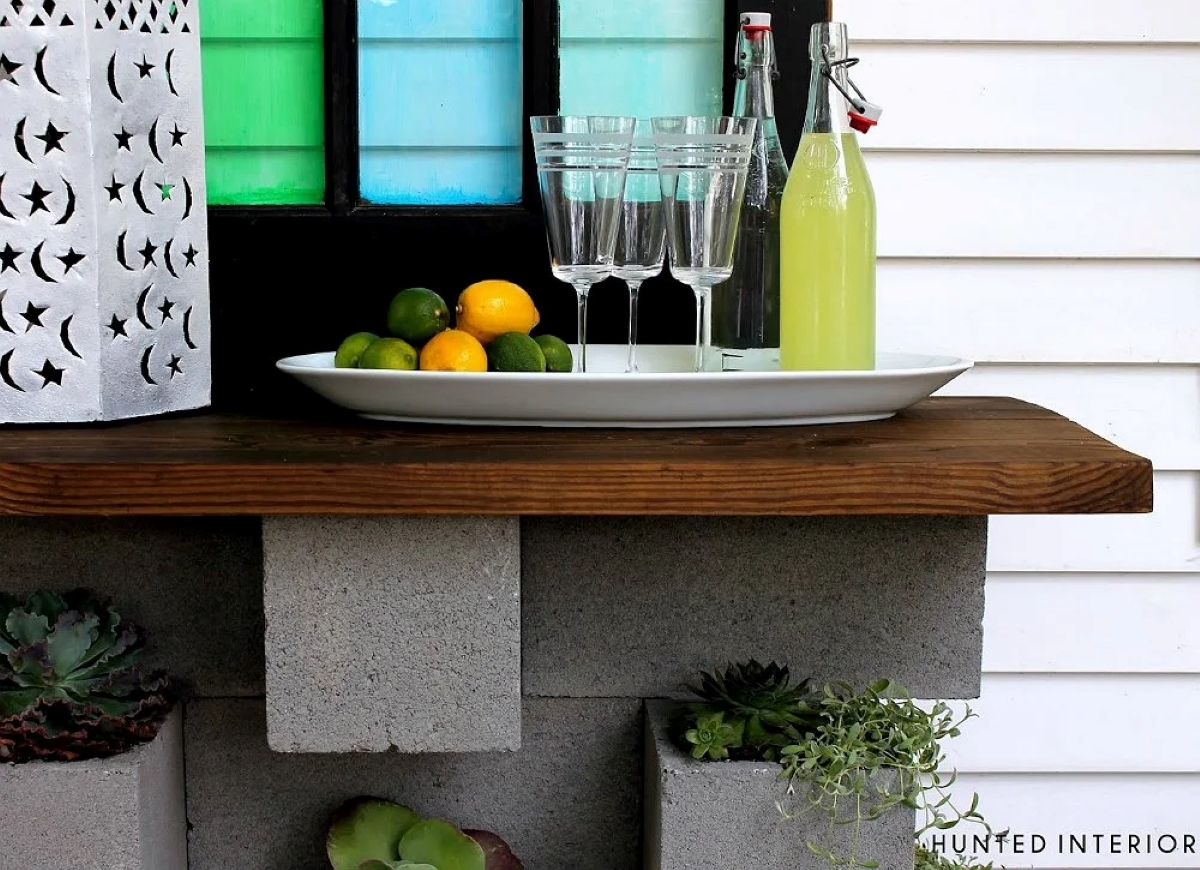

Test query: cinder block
[524,517,987,700]
[184,697,643,870]
[0,708,187,870]
[263,517,521,752]
[0,517,263,696]
[644,702,915,870]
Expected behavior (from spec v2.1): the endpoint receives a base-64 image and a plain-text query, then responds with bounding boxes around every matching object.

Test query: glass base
[709,346,781,373]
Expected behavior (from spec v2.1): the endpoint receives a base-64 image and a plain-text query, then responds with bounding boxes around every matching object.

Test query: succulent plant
[326,797,524,870]
[0,589,174,763]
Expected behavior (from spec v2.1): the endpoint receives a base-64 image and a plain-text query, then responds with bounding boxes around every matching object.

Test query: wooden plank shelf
[0,397,1151,517]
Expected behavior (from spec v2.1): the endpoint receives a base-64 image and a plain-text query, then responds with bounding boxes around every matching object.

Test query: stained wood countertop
[0,397,1152,516]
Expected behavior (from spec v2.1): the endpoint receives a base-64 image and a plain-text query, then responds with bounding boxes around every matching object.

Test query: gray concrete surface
[0,518,263,697]
[0,708,187,870]
[184,697,643,870]
[524,516,987,700]
[262,516,521,752]
[644,702,915,870]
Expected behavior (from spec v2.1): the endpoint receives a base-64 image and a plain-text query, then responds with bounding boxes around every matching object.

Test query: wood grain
[0,398,1152,517]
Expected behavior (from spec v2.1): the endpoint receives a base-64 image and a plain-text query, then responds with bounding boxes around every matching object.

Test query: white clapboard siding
[937,674,1200,773]
[872,153,1200,258]
[922,774,1200,868]
[982,574,1200,674]
[877,259,1200,365]
[988,471,1199,573]
[937,365,1200,471]
[854,44,1200,152]
[844,0,1200,44]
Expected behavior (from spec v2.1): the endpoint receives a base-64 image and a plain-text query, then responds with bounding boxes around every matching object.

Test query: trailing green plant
[675,664,998,869]
[0,589,175,763]
[326,797,523,870]
[914,843,997,870]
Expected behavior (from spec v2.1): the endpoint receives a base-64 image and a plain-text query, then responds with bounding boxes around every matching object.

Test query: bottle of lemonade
[779,21,876,371]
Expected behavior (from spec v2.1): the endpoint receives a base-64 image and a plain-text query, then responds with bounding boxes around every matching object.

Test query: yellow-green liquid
[780,132,877,370]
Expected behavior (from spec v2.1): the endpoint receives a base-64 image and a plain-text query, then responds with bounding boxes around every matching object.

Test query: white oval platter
[277,345,972,428]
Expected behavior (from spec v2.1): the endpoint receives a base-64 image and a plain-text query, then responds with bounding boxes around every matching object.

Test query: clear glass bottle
[779,21,877,371]
[711,12,789,371]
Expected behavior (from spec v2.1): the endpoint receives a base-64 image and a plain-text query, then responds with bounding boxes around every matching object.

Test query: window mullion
[325,0,360,214]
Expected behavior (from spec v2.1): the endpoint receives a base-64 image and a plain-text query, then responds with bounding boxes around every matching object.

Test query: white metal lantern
[0,0,209,422]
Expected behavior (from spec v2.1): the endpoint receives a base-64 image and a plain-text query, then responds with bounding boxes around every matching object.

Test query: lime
[486,332,546,373]
[387,288,450,345]
[533,335,573,373]
[334,332,379,369]
[358,337,418,371]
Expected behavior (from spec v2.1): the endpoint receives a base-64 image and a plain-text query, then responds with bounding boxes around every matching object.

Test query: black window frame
[208,0,827,412]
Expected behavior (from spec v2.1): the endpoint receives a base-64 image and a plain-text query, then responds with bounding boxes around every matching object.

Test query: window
[204,1,826,409]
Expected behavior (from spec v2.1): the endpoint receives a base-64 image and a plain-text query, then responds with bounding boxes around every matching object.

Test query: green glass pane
[200,0,325,205]
[559,0,724,119]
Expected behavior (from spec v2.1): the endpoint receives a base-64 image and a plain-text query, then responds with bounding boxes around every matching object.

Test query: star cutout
[33,358,63,388]
[34,121,67,154]
[114,127,133,151]
[166,355,182,378]
[156,181,173,201]
[21,181,51,215]
[134,54,154,78]
[104,174,124,202]
[0,54,21,86]
[157,297,174,322]
[182,244,198,267]
[106,313,127,338]
[57,248,84,273]
[138,237,157,267]
[0,243,21,273]
[169,124,186,147]
[19,301,47,330]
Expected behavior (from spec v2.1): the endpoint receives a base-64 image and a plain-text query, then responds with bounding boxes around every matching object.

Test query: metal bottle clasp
[821,48,882,133]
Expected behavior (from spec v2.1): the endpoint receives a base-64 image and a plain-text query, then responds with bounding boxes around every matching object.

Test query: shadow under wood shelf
[0,397,1152,517]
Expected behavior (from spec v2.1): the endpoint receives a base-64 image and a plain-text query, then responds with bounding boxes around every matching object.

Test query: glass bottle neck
[733,29,777,119]
[804,24,853,136]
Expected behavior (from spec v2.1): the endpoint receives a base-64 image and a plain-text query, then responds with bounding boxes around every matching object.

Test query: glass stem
[625,281,642,373]
[692,286,709,373]
[574,282,591,373]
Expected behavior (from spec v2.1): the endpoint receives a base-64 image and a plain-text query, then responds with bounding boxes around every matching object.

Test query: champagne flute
[613,122,665,373]
[652,117,756,373]
[531,115,636,372]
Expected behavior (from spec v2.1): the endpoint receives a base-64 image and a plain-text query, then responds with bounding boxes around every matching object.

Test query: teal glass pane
[559,0,724,119]
[358,0,523,205]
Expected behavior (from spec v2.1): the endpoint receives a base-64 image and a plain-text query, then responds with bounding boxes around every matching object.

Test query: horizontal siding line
[978,670,1200,678]
[205,146,324,153]
[358,36,519,44]
[879,252,1200,262]
[853,37,1200,47]
[360,145,520,153]
[561,36,722,45]
[946,770,1200,779]
[200,37,323,44]
[987,571,1200,580]
[862,147,1200,156]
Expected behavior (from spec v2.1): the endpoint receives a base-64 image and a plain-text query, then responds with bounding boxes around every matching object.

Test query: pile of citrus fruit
[335,280,573,374]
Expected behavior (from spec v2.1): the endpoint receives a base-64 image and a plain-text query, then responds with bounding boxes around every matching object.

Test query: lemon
[455,280,540,345]
[533,335,573,374]
[387,287,450,345]
[420,329,487,372]
[334,332,379,369]
[487,332,546,373]
[357,337,418,371]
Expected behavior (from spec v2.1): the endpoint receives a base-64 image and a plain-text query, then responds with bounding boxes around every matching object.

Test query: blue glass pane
[559,0,724,119]
[358,0,523,205]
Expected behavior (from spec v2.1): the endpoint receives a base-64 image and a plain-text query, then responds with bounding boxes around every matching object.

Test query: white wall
[841,2,1200,867]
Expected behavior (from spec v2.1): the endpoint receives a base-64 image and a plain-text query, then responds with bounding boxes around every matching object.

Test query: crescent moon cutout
[107,53,122,102]
[182,306,196,349]
[116,230,135,271]
[165,49,177,96]
[0,175,13,220]
[31,243,57,284]
[182,177,193,220]
[135,285,153,329]
[0,349,24,392]
[55,177,75,226]
[140,345,157,385]
[163,239,178,278]
[148,119,162,163]
[132,171,153,215]
[0,290,13,333]
[14,118,33,164]
[59,315,81,358]
[34,47,59,95]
